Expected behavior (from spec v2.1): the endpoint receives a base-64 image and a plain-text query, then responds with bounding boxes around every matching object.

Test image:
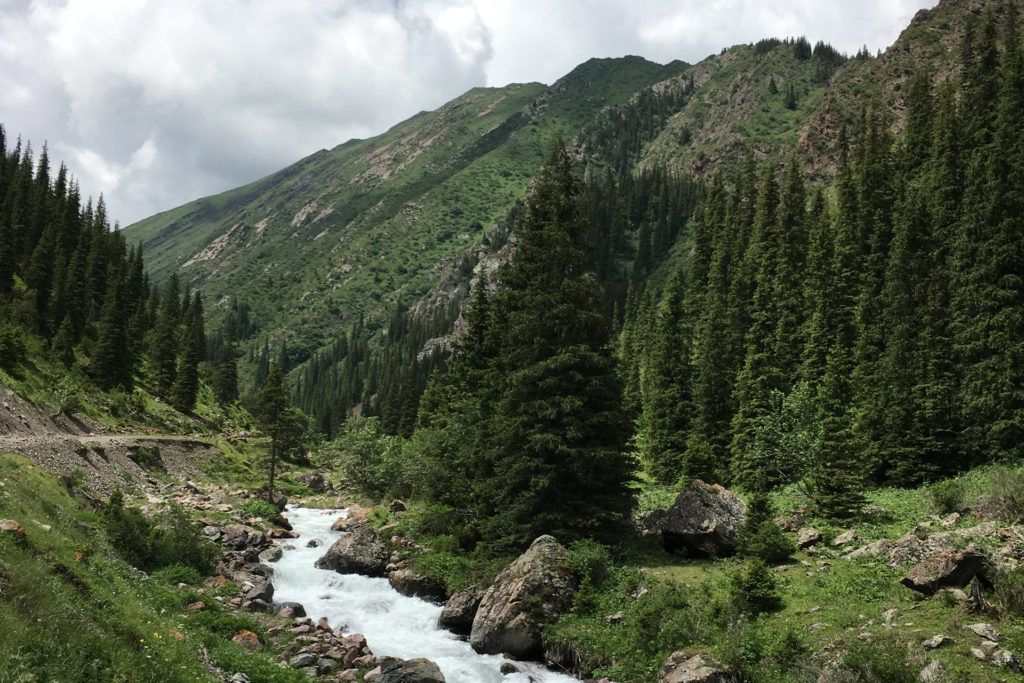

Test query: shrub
[51,375,84,416]
[240,499,280,521]
[729,559,782,616]
[996,566,1024,617]
[151,565,204,585]
[102,491,218,574]
[0,324,26,370]
[737,492,795,564]
[338,418,409,499]
[569,539,612,586]
[127,445,162,471]
[836,642,915,682]
[927,478,965,514]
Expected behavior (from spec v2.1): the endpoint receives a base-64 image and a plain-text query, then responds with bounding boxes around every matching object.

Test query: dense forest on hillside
[328,9,1024,547]
[0,130,237,414]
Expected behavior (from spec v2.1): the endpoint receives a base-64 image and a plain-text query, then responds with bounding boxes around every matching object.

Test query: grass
[0,453,313,683]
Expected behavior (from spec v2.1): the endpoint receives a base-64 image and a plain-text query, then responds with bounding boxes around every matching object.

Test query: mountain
[124,0,1005,416]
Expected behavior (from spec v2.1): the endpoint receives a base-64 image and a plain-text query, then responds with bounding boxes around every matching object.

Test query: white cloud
[0,0,936,226]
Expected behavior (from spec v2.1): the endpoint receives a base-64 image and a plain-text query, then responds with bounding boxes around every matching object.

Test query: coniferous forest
[4,3,1024,681]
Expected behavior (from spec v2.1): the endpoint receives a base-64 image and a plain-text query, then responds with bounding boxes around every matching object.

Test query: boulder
[231,629,262,651]
[315,525,389,576]
[299,472,332,493]
[992,649,1021,672]
[389,499,408,513]
[289,653,318,669]
[332,505,375,532]
[774,513,806,533]
[270,491,288,510]
[918,659,943,683]
[388,569,447,604]
[662,480,746,558]
[901,550,988,595]
[965,623,1001,642]
[0,519,26,540]
[258,546,283,563]
[244,580,273,603]
[832,529,860,546]
[634,508,668,537]
[796,528,822,549]
[438,590,482,634]
[659,651,736,683]
[921,635,949,649]
[220,524,256,550]
[377,656,446,683]
[277,601,306,618]
[470,535,577,659]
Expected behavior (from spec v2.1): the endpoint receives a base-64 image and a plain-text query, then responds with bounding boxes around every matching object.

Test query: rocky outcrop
[315,525,389,577]
[439,590,482,634]
[388,569,447,604]
[796,528,822,549]
[376,656,446,683]
[470,535,577,659]
[332,505,375,532]
[659,651,736,682]
[901,550,988,595]
[662,481,746,557]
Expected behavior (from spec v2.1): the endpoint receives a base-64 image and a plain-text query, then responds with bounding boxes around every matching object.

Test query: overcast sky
[0,0,936,226]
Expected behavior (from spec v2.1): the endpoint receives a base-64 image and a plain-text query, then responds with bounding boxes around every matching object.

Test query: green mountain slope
[127,57,688,368]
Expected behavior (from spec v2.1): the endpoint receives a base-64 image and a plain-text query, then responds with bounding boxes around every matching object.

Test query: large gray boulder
[314,525,389,577]
[377,656,446,683]
[900,549,988,595]
[662,480,746,557]
[470,535,577,659]
[439,590,482,634]
[659,651,736,682]
[388,569,447,604]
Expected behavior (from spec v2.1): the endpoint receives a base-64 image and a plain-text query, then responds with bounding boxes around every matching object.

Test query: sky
[0,0,937,227]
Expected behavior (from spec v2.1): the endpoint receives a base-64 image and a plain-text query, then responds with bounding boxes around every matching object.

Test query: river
[267,506,580,683]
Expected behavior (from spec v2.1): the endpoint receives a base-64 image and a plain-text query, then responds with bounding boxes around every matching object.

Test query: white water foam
[266,506,579,683]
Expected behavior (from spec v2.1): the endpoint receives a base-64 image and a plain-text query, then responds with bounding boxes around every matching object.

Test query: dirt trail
[0,383,224,496]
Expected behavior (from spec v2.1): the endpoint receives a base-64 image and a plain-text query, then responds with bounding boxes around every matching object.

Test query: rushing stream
[267,506,579,683]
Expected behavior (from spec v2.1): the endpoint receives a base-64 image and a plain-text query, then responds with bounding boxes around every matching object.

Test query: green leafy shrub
[338,418,409,499]
[51,375,84,416]
[0,323,26,370]
[240,499,280,521]
[996,566,1024,617]
[102,491,218,574]
[151,565,204,585]
[729,559,782,616]
[836,642,915,682]
[927,478,965,514]
[569,539,612,586]
[737,492,795,564]
[127,445,162,471]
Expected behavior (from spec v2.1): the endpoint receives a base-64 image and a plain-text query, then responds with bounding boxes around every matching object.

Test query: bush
[151,565,204,585]
[730,559,782,616]
[927,478,965,514]
[102,491,218,574]
[127,445,162,471]
[836,642,914,682]
[0,324,26,370]
[996,566,1024,617]
[569,539,612,586]
[51,375,84,416]
[338,418,409,499]
[737,493,795,564]
[240,499,280,521]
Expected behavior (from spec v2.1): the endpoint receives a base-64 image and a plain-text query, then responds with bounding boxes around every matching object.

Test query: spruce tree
[484,142,634,548]
[256,361,305,503]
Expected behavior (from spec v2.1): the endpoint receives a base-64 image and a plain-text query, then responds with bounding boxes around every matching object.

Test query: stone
[901,550,988,595]
[921,635,948,649]
[846,539,894,559]
[970,647,987,660]
[862,505,888,516]
[220,524,256,550]
[364,666,382,682]
[289,653,318,668]
[807,623,826,632]
[389,499,408,513]
[245,581,274,603]
[277,601,307,618]
[187,601,205,612]
[332,505,374,532]
[439,590,482,634]
[603,611,626,625]
[661,480,746,558]
[231,629,262,651]
[0,519,27,540]
[658,651,736,683]
[470,535,577,659]
[270,491,288,510]
[258,546,283,563]
[965,622,1001,642]
[245,598,270,613]
[796,528,822,549]
[940,512,961,529]
[634,508,669,537]
[227,674,251,683]
[377,656,446,683]
[315,525,389,577]
[388,569,447,604]
[500,662,519,674]
[306,539,321,548]
[299,472,332,493]
[982,640,1000,653]
[774,513,806,533]
[992,649,1021,672]
[832,529,860,546]
[918,659,942,682]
